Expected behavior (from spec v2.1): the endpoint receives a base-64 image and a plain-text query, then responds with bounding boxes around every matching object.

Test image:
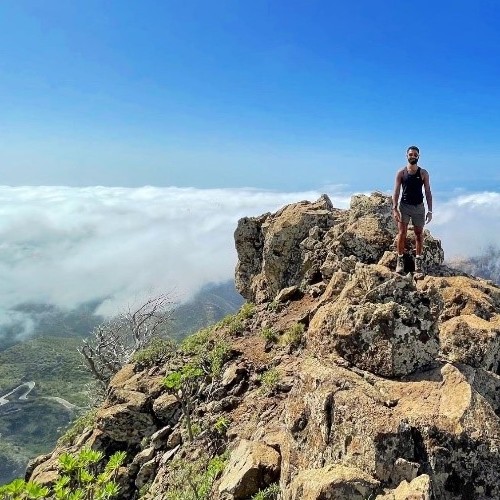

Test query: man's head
[406,146,419,165]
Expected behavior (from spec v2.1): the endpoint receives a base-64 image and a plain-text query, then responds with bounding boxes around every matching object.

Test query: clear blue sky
[1,0,499,193]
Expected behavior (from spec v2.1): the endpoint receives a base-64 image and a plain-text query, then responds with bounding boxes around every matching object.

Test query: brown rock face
[26,193,500,500]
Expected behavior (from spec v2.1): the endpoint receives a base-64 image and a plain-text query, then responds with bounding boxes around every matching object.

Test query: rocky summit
[26,193,500,499]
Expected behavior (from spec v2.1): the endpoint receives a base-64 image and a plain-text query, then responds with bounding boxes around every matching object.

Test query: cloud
[0,186,498,331]
[0,186,349,320]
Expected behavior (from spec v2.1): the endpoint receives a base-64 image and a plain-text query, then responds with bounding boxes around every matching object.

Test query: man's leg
[414,226,424,256]
[396,221,408,273]
[414,226,424,272]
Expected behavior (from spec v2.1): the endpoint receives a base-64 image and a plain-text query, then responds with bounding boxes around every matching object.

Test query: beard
[408,158,418,165]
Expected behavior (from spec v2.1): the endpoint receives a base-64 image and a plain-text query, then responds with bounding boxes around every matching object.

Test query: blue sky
[1,0,499,193]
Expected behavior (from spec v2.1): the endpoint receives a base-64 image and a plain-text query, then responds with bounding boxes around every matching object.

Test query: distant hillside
[448,244,500,285]
[169,281,244,340]
[0,300,104,352]
[0,280,243,485]
[0,336,91,485]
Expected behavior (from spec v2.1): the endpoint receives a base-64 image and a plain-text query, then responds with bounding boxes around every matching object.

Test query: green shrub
[132,337,176,367]
[267,301,280,313]
[180,327,212,355]
[227,318,244,335]
[209,340,230,377]
[214,416,230,435]
[280,323,305,348]
[261,327,277,343]
[238,302,256,319]
[258,368,280,393]
[0,448,126,500]
[163,363,204,442]
[252,482,281,500]
[165,453,228,500]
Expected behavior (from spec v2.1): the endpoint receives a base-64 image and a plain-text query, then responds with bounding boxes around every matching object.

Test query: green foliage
[131,337,176,367]
[214,416,230,435]
[162,363,203,442]
[217,301,255,335]
[251,483,281,500]
[258,368,281,393]
[0,448,125,500]
[58,408,99,446]
[227,318,244,335]
[261,327,278,343]
[238,302,256,320]
[180,327,212,355]
[267,300,280,313]
[280,323,305,348]
[208,340,230,377]
[165,453,228,500]
[163,363,203,391]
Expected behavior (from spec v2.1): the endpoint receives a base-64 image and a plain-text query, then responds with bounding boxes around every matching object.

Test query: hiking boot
[415,256,424,273]
[395,255,405,274]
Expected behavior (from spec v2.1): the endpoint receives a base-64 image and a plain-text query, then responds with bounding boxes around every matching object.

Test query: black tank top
[402,167,424,205]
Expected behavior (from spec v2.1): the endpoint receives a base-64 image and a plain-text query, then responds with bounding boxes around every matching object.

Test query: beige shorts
[399,202,425,227]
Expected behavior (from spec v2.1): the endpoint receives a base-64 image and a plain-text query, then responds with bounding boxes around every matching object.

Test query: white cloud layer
[0,186,498,325]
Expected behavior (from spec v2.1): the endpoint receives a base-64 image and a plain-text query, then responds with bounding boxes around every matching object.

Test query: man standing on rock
[392,146,433,274]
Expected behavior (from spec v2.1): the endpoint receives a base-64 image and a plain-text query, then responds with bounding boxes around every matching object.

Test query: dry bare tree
[79,293,174,389]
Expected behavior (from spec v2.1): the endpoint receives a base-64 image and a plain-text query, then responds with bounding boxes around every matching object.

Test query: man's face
[407,149,419,165]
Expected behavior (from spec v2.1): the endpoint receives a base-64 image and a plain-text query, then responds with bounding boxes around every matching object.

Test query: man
[392,146,433,274]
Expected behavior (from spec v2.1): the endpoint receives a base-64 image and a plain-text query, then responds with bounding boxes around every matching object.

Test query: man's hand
[392,208,401,223]
[426,211,433,224]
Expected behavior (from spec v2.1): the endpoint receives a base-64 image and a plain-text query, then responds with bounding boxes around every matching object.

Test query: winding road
[0,382,79,411]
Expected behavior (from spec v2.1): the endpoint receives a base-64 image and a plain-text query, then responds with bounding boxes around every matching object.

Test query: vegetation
[214,416,230,435]
[258,368,281,393]
[165,453,227,500]
[280,323,305,348]
[0,448,126,499]
[79,294,174,389]
[261,327,278,343]
[131,337,176,368]
[252,483,281,500]
[163,363,203,441]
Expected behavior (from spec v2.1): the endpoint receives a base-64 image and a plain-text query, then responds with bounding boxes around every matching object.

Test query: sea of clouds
[0,185,499,339]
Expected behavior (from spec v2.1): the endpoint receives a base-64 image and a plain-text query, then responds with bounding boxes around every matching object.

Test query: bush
[261,327,277,343]
[238,302,256,319]
[252,483,281,500]
[258,368,280,393]
[132,337,176,367]
[165,453,228,500]
[0,448,126,500]
[280,323,305,348]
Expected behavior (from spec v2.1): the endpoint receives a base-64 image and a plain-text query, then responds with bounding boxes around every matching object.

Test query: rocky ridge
[26,193,500,499]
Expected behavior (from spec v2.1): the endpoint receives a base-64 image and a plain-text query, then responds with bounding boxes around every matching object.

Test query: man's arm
[422,169,433,223]
[392,169,402,222]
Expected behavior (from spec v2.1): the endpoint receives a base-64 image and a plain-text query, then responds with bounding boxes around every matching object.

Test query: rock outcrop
[26,193,500,499]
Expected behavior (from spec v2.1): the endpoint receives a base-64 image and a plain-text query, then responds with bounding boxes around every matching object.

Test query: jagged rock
[309,264,439,377]
[439,314,500,370]
[152,393,182,425]
[235,195,337,302]
[275,285,302,303]
[390,458,420,484]
[376,474,432,500]
[129,447,155,476]
[218,439,281,499]
[96,401,156,444]
[135,458,157,490]
[286,464,380,499]
[150,425,172,450]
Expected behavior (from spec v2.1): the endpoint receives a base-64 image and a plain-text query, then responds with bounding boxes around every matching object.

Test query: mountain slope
[24,193,500,500]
